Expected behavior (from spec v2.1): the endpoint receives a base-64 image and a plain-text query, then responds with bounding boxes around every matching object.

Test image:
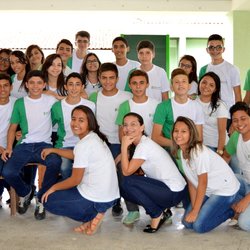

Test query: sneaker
[34,201,46,220]
[164,208,173,222]
[112,203,123,217]
[123,211,140,225]
[228,218,238,226]
[18,190,32,214]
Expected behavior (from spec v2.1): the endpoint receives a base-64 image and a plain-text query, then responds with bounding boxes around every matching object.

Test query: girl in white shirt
[120,112,187,233]
[41,105,119,235]
[172,116,240,233]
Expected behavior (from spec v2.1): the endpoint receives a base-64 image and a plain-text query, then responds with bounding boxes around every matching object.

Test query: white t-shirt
[59,98,95,147]
[172,98,204,125]
[11,74,27,99]
[128,98,159,136]
[20,94,56,144]
[133,136,186,192]
[235,135,250,183]
[0,97,16,148]
[115,59,140,91]
[64,65,72,77]
[139,65,170,102]
[196,98,229,148]
[188,80,198,95]
[71,50,84,73]
[96,90,132,144]
[206,60,240,109]
[180,145,240,196]
[73,132,120,202]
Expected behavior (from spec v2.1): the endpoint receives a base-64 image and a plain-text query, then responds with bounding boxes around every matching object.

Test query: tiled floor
[0,191,249,250]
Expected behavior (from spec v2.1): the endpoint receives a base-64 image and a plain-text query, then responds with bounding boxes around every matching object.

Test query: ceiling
[0,0,250,12]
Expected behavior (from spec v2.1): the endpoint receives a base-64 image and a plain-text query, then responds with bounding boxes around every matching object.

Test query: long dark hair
[171,116,203,162]
[41,54,66,96]
[71,105,109,145]
[198,71,221,115]
[179,55,198,83]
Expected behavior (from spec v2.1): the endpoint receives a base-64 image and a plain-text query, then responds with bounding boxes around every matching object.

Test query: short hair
[99,62,118,78]
[112,37,128,47]
[65,72,83,85]
[207,34,224,45]
[56,39,73,53]
[136,40,155,53]
[0,73,12,85]
[25,44,45,64]
[75,31,90,41]
[129,69,149,84]
[230,102,250,119]
[171,68,188,81]
[26,70,45,82]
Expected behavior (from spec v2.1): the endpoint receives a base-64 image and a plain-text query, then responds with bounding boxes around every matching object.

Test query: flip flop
[86,213,105,235]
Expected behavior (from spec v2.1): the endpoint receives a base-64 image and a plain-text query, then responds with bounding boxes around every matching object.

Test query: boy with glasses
[68,31,90,73]
[199,34,241,110]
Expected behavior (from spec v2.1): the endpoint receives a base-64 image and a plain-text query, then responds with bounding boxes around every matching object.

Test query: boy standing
[199,34,241,110]
[112,37,140,91]
[152,68,204,148]
[89,63,132,216]
[223,102,250,231]
[1,70,61,220]
[0,74,15,206]
[125,40,170,102]
[68,31,90,73]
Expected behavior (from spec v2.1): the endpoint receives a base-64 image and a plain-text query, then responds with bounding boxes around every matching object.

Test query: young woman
[171,116,240,233]
[196,72,229,154]
[51,72,95,179]
[10,50,30,98]
[41,53,66,100]
[120,112,187,233]
[25,44,44,71]
[80,53,102,96]
[0,49,14,75]
[41,105,119,235]
[179,55,198,98]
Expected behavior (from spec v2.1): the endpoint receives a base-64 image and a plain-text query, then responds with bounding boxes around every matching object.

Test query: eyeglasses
[76,40,89,44]
[207,45,224,51]
[179,62,192,69]
[0,57,10,63]
[86,59,98,65]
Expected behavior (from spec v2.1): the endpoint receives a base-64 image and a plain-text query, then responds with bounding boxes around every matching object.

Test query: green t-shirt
[244,69,250,91]
[198,64,208,81]
[115,100,130,125]
[225,131,240,155]
[153,99,174,139]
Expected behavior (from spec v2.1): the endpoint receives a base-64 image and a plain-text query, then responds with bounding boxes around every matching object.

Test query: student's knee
[45,154,62,168]
[2,164,18,180]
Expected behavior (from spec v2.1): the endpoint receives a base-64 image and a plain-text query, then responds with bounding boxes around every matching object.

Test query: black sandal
[143,213,167,233]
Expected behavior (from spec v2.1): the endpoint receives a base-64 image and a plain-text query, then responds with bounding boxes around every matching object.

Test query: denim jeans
[109,143,121,160]
[182,192,239,233]
[2,142,61,199]
[60,147,74,180]
[236,174,250,231]
[120,175,187,218]
[44,187,117,222]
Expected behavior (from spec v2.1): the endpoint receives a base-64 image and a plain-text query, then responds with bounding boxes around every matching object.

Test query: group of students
[0,31,250,235]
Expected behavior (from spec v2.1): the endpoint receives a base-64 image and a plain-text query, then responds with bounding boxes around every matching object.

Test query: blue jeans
[44,187,117,222]
[2,142,61,200]
[60,147,74,180]
[236,174,250,231]
[182,192,239,233]
[109,143,121,160]
[120,175,187,218]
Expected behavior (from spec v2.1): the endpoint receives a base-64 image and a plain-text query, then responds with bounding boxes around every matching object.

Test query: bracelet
[216,149,223,156]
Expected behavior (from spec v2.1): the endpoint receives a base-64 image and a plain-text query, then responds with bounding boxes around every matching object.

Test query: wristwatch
[216,149,223,156]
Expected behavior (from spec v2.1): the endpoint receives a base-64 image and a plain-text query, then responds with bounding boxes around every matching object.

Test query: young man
[68,31,90,73]
[125,40,170,102]
[199,34,241,110]
[112,36,140,91]
[56,39,73,77]
[89,63,132,217]
[0,74,15,207]
[1,70,61,220]
[223,102,250,231]
[115,69,159,225]
[152,68,204,148]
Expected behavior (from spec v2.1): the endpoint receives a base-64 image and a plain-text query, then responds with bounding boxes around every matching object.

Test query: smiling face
[232,110,250,136]
[86,55,100,72]
[206,40,225,61]
[99,70,118,94]
[71,109,89,139]
[0,79,12,101]
[47,57,63,78]
[199,75,216,98]
[129,75,149,98]
[172,121,190,151]
[112,40,129,60]
[10,55,26,75]
[64,77,83,98]
[28,48,43,68]
[25,76,46,99]
[0,52,11,73]
[56,43,72,63]
[171,74,190,96]
[179,58,193,76]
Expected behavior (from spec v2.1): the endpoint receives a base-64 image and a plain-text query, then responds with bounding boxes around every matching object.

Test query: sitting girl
[120,112,187,233]
[171,116,240,233]
[41,105,119,235]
